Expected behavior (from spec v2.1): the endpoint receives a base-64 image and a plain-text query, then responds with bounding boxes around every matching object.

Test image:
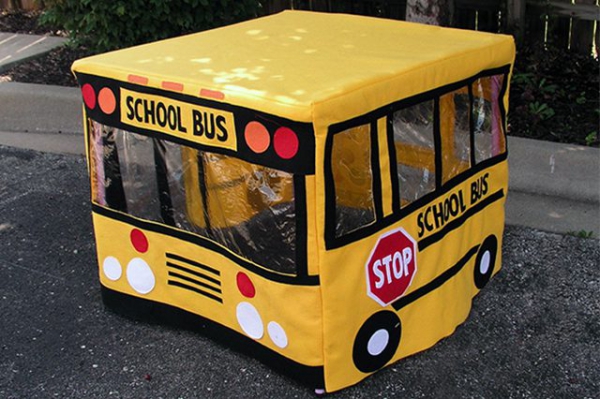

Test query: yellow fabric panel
[75,9,516,392]
[305,175,320,277]
[319,164,508,391]
[73,10,514,124]
[93,212,325,366]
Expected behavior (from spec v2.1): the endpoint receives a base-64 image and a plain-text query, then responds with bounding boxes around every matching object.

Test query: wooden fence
[2,0,598,55]
[0,0,37,11]
[264,0,599,56]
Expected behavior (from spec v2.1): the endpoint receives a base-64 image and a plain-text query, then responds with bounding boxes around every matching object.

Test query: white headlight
[126,258,155,294]
[267,321,288,349]
[102,256,122,281]
[236,302,264,339]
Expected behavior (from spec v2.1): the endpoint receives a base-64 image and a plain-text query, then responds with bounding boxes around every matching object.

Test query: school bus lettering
[417,190,467,237]
[366,228,417,307]
[125,96,187,133]
[192,110,228,142]
[470,173,489,204]
[120,88,237,151]
[417,173,492,238]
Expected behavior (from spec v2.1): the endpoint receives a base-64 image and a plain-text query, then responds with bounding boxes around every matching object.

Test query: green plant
[512,72,535,86]
[528,101,555,120]
[39,0,262,53]
[575,91,587,105]
[536,78,558,95]
[567,230,595,239]
[585,131,598,146]
[512,73,558,96]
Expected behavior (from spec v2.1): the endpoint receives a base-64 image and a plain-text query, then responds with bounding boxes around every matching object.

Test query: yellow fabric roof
[72,10,514,121]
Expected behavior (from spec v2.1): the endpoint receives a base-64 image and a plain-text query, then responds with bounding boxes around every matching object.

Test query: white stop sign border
[365,227,418,307]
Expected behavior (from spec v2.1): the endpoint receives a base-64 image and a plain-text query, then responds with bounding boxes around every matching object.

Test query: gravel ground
[0,145,598,398]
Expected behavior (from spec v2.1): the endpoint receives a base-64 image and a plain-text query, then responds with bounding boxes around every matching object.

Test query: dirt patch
[2,45,94,87]
[0,9,63,35]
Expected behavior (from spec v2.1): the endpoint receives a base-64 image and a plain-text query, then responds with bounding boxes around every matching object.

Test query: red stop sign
[366,228,418,306]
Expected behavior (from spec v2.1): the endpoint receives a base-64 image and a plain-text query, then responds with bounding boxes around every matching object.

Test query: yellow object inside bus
[182,148,294,229]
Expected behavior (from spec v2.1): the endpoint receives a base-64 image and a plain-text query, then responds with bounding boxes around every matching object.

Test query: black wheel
[474,235,498,289]
[352,311,401,373]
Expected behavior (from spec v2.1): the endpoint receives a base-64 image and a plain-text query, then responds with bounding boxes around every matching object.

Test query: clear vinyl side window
[331,123,376,237]
[473,74,506,163]
[392,101,436,205]
[440,87,471,184]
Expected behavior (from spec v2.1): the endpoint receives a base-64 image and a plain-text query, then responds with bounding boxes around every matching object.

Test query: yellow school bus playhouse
[72,10,515,393]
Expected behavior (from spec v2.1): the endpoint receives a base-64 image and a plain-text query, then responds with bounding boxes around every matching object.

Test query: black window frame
[324,65,511,250]
[88,122,313,284]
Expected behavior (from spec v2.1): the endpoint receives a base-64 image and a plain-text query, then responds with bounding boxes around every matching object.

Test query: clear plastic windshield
[88,122,298,274]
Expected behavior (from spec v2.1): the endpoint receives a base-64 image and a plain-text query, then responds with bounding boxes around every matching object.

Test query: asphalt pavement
[0,146,598,398]
[0,37,599,397]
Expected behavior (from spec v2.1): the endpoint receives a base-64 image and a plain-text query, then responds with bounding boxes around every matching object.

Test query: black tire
[352,310,401,373]
[474,235,498,289]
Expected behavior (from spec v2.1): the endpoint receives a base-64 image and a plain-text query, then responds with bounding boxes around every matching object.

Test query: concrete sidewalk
[0,32,67,72]
[0,80,598,236]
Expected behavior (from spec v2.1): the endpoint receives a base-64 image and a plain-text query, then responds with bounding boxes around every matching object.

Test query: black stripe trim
[468,84,476,168]
[92,204,319,286]
[325,154,506,249]
[101,286,325,388]
[327,65,512,135]
[433,97,442,190]
[418,189,504,251]
[168,271,222,294]
[166,252,220,275]
[103,128,127,212]
[294,175,309,278]
[167,280,223,303]
[196,153,212,232]
[387,116,400,212]
[75,73,315,175]
[324,66,511,250]
[166,262,221,286]
[371,121,384,221]
[153,138,175,225]
[392,245,479,311]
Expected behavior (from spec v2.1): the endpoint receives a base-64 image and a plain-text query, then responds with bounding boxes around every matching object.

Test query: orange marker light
[200,88,225,100]
[162,81,184,92]
[98,87,116,114]
[128,74,149,85]
[245,121,271,154]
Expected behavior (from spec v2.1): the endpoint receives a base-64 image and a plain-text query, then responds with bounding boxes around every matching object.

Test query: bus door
[320,67,510,391]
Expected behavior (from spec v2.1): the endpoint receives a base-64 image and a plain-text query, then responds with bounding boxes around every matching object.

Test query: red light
[130,229,149,253]
[236,272,256,298]
[82,84,96,109]
[273,127,299,159]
